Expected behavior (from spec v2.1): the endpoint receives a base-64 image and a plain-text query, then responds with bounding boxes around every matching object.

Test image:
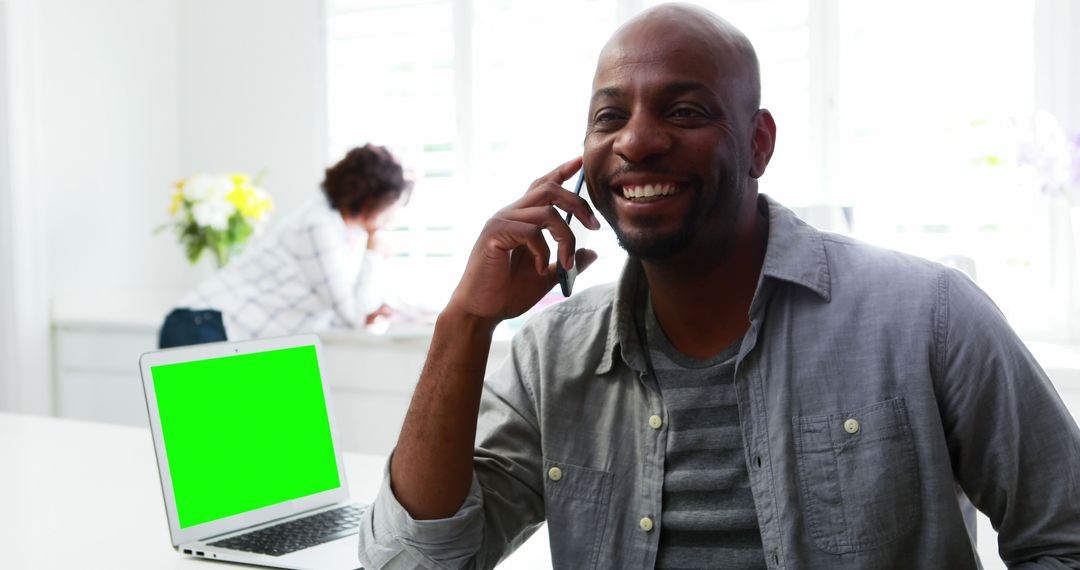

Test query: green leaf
[185,239,204,264]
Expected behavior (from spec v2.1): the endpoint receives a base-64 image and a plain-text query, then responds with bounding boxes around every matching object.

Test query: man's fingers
[471,158,604,285]
[539,248,598,291]
[532,156,583,188]
[506,206,573,243]
[499,205,578,266]
[575,249,599,274]
[481,218,552,276]
[510,182,601,230]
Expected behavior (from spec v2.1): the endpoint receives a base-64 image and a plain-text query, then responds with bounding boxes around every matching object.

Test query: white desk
[0,413,551,569]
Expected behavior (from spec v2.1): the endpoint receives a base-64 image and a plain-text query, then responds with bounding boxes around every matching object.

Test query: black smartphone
[557,169,589,297]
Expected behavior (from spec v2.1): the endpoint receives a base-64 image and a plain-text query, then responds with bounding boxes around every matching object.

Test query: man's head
[322,143,414,232]
[583,2,776,261]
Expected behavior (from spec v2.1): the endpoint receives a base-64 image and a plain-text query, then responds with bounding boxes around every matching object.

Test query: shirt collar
[595,193,832,375]
[758,194,832,302]
[597,260,647,375]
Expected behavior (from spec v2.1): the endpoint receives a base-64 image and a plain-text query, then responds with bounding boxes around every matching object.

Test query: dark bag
[158,308,227,348]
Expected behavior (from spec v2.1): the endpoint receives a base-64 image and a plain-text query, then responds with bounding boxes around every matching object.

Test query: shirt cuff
[359,454,485,569]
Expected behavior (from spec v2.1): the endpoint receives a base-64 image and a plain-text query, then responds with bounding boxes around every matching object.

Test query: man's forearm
[386,156,593,521]
[389,308,498,520]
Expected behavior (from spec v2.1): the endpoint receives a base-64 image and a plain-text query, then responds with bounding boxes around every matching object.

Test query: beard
[607,171,744,262]
[612,216,696,260]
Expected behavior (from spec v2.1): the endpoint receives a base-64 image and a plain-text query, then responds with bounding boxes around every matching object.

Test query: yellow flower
[227,187,248,214]
[226,177,274,220]
[258,193,274,213]
[228,173,250,188]
[169,189,184,216]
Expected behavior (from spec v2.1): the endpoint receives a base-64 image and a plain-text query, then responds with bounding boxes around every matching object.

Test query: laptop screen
[150,344,341,529]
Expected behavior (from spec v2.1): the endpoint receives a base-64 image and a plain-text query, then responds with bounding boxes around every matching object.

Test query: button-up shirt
[358,196,1080,569]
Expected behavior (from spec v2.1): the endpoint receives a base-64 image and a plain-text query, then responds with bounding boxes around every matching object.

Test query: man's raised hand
[445,156,601,328]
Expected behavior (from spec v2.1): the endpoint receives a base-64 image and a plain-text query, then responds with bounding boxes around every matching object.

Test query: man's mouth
[620,183,682,203]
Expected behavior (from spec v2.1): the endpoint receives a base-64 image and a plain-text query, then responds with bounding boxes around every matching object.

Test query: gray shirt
[358,196,1080,569]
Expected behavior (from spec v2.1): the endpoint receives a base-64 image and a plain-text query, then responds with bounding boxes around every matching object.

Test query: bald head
[598,3,761,111]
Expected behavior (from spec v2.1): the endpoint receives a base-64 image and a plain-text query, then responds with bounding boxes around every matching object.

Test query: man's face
[583,20,758,260]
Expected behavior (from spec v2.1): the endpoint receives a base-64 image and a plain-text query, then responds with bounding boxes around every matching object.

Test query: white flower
[183,174,233,203]
[191,197,236,231]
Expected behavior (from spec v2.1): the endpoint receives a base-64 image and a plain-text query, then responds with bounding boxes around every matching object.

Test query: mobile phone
[557,169,589,297]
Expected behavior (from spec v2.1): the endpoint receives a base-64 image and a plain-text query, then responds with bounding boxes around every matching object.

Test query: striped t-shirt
[643,300,767,570]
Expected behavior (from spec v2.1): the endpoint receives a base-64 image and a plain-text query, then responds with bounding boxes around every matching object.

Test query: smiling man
[358,4,1080,569]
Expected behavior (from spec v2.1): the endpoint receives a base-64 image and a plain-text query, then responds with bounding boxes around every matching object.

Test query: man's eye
[595,112,623,123]
[669,107,704,119]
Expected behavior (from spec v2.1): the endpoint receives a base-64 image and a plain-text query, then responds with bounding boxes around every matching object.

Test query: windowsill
[1027,341,1080,387]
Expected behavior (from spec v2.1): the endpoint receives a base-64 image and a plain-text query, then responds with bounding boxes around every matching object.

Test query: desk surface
[0,413,551,569]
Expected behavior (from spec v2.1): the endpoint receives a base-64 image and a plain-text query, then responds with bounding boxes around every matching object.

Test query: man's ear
[749,109,776,179]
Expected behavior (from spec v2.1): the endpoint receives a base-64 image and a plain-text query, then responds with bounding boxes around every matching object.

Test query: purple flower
[1016,110,1075,196]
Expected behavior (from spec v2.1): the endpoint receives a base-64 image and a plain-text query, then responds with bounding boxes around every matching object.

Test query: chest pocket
[792,398,920,554]
[543,459,613,570]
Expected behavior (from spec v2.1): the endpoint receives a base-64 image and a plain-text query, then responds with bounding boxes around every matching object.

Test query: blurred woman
[159,144,413,348]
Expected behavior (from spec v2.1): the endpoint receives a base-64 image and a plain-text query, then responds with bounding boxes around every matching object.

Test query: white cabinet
[53,323,159,426]
[51,321,509,456]
[318,329,509,456]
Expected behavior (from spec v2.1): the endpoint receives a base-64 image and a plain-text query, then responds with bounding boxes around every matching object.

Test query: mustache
[598,164,679,186]
[597,164,703,190]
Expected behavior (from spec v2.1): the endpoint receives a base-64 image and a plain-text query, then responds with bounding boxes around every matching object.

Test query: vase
[211,244,230,269]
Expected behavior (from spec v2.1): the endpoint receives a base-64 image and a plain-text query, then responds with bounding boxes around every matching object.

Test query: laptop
[139,334,366,570]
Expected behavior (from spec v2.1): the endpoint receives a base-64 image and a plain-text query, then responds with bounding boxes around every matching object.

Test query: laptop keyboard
[207,504,367,557]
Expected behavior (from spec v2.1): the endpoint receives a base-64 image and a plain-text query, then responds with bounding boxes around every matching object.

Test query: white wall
[41,0,327,314]
[177,0,328,218]
[1,0,53,413]
[0,0,329,412]
[38,0,184,309]
[0,0,15,409]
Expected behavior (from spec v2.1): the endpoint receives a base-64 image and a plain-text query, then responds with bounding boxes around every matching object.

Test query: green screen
[151,345,341,528]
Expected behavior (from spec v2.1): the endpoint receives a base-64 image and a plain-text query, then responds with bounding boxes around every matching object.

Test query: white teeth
[622,183,679,200]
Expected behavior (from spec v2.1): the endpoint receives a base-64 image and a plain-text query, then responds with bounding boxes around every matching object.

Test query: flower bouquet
[162,173,274,267]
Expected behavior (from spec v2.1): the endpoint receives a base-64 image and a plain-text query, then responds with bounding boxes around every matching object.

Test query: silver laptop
[139,334,366,570]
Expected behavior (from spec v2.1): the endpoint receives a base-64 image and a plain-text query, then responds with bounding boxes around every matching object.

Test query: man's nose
[613,114,673,163]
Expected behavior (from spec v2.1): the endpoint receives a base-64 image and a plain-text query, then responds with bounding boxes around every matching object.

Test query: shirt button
[648,415,663,429]
[843,418,860,434]
[639,516,654,532]
[547,467,563,481]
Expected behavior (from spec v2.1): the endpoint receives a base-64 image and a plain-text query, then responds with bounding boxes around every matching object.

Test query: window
[832,1,1069,340]
[326,0,817,313]
[326,0,1075,342]
[327,1,463,311]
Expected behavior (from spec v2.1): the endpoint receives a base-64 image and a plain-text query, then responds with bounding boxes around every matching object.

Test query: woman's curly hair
[321,144,413,218]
